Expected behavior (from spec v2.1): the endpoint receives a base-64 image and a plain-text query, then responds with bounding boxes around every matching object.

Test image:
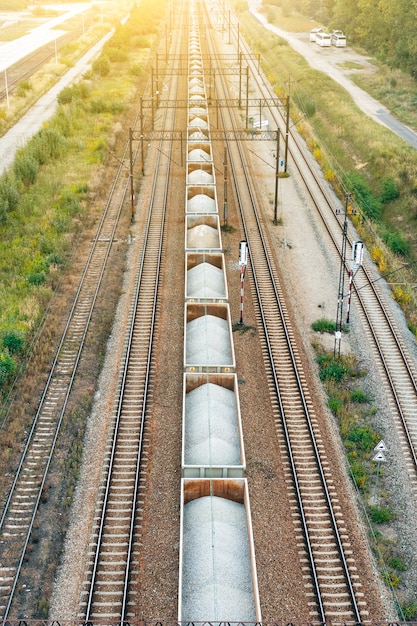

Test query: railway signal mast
[238,240,248,325]
[346,240,364,325]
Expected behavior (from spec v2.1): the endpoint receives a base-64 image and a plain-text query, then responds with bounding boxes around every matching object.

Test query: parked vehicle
[331,30,346,47]
[309,27,322,42]
[315,31,332,47]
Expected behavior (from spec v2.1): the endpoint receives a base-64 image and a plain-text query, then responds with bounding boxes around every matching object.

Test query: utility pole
[129,127,135,222]
[273,131,280,225]
[334,193,351,358]
[223,146,228,226]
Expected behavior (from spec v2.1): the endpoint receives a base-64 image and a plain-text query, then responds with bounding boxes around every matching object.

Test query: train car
[185,214,222,252]
[186,186,217,214]
[185,252,227,302]
[184,302,235,372]
[178,478,261,622]
[182,373,245,477]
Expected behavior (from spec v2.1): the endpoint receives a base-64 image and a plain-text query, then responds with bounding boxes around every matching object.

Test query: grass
[312,338,411,613]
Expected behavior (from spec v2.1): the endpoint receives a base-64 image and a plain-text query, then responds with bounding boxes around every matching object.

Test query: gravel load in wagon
[189,77,204,87]
[187,146,212,162]
[187,168,214,185]
[186,261,225,299]
[189,85,206,96]
[186,223,220,249]
[187,193,217,213]
[180,495,257,621]
[186,314,232,366]
[188,116,208,129]
[188,130,209,142]
[184,382,240,465]
[188,106,208,118]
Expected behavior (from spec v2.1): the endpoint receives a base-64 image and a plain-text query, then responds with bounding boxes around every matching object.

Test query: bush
[347,171,382,221]
[345,424,378,452]
[27,271,46,286]
[105,46,128,62]
[14,153,39,186]
[0,174,19,220]
[382,229,410,256]
[57,82,90,106]
[380,177,400,203]
[89,97,124,114]
[0,350,16,388]
[130,63,143,77]
[369,505,393,523]
[319,360,347,382]
[2,331,24,354]
[92,55,110,76]
[16,80,32,98]
[29,128,67,165]
[349,388,369,403]
[312,318,336,333]
[328,395,343,414]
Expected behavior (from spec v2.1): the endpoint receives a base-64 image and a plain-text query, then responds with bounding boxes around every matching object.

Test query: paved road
[250,10,417,150]
[0,3,93,73]
[0,30,113,174]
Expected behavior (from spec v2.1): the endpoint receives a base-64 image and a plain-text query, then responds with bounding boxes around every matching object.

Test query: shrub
[319,360,347,382]
[389,556,407,571]
[380,177,400,203]
[369,505,393,523]
[89,97,124,114]
[400,601,417,620]
[57,82,90,106]
[105,46,128,62]
[349,388,369,403]
[0,350,16,388]
[130,63,143,77]
[347,171,382,221]
[382,229,410,256]
[312,318,336,333]
[29,128,67,165]
[2,331,24,354]
[92,55,110,76]
[16,80,32,98]
[345,425,378,452]
[348,457,368,491]
[14,153,39,186]
[27,271,46,286]
[0,174,19,220]
[328,395,343,414]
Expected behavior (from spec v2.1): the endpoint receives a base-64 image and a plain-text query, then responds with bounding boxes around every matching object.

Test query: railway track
[0,89,144,620]
[77,9,185,622]
[0,17,97,103]
[234,20,417,492]
[203,5,367,622]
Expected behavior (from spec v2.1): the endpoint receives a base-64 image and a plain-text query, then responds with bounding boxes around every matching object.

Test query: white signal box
[239,241,248,268]
[351,241,364,268]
